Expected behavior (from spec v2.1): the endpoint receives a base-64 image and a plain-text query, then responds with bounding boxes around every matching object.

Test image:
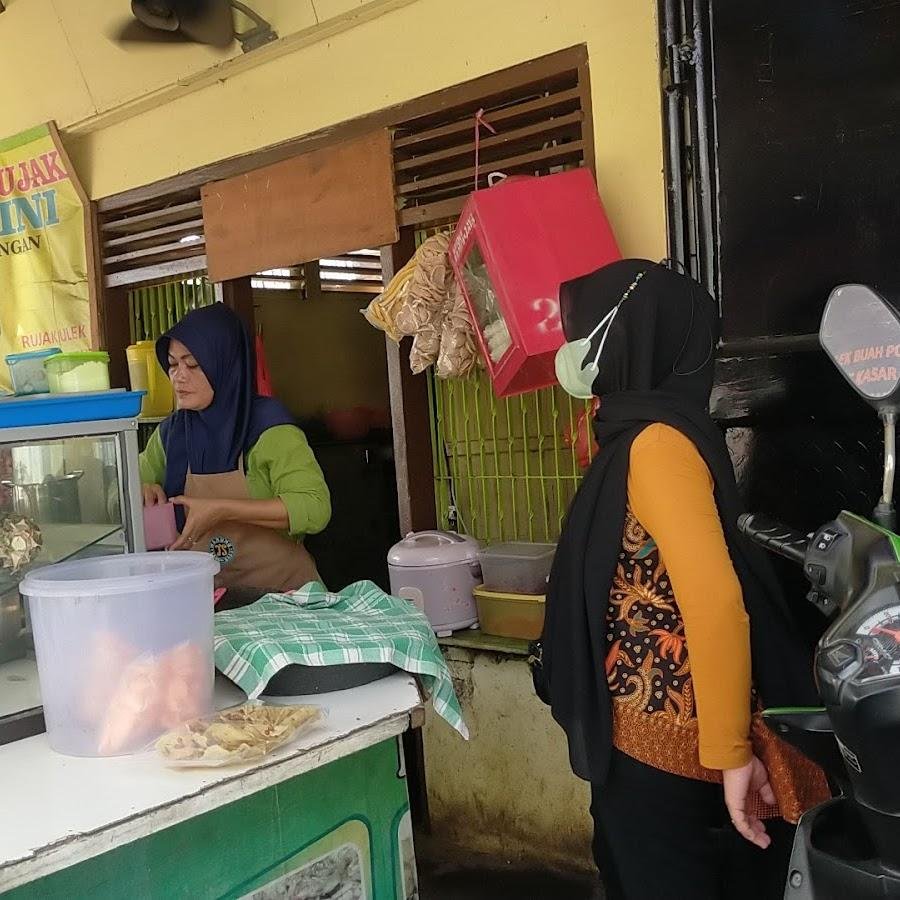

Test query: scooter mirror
[820,284,900,410]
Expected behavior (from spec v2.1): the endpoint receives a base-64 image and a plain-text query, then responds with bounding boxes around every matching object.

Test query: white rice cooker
[388,531,481,636]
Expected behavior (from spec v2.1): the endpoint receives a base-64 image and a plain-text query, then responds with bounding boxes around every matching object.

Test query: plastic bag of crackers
[435,277,480,379]
[156,701,325,767]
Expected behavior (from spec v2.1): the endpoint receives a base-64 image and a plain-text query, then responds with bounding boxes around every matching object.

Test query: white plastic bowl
[22,552,219,757]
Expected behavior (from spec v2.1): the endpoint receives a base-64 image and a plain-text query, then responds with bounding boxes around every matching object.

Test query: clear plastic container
[5,348,61,395]
[127,341,174,418]
[21,552,219,757]
[478,542,556,594]
[474,585,545,640]
[126,344,149,393]
[44,351,111,394]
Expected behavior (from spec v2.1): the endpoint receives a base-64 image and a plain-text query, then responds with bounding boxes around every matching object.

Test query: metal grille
[430,370,592,543]
[127,274,216,343]
[404,38,593,549]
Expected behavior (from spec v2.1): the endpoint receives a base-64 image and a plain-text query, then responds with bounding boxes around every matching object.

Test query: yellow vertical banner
[0,122,96,393]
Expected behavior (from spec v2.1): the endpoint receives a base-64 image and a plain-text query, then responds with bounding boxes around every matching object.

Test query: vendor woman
[139,303,330,591]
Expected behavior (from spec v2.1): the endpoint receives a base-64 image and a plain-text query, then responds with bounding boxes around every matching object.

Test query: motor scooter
[740,283,900,898]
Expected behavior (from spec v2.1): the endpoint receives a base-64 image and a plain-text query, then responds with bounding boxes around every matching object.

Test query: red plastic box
[449,168,621,397]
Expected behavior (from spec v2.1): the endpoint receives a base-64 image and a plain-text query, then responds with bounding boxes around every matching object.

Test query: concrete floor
[416,843,603,900]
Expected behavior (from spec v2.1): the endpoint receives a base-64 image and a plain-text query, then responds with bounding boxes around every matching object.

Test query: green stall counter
[0,674,423,900]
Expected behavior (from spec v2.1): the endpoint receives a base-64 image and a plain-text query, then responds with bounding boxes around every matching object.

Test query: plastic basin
[474,585,545,640]
[479,541,556,594]
[21,552,218,757]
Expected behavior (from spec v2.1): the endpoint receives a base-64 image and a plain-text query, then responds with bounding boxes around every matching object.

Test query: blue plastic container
[0,390,146,430]
[5,348,62,395]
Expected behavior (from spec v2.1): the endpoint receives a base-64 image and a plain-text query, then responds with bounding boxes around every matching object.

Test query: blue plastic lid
[5,348,62,363]
[0,389,146,430]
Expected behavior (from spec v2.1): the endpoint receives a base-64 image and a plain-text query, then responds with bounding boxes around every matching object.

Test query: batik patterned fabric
[606,509,830,823]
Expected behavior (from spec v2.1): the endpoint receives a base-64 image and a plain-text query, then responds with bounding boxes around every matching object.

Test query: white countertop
[0,672,422,893]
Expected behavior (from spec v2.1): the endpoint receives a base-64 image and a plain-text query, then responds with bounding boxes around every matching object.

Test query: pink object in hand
[143,502,178,551]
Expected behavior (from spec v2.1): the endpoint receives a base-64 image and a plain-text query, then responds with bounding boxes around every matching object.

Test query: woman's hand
[169,496,229,551]
[723,755,776,849]
[142,484,167,507]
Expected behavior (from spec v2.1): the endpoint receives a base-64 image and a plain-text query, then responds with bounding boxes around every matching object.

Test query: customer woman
[139,303,330,591]
[540,260,829,899]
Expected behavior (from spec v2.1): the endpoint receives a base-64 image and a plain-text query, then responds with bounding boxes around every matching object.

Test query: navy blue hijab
[156,304,293,507]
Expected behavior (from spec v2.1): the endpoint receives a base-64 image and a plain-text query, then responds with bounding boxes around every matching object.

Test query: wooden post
[381,232,437,536]
[101,286,133,390]
[304,260,322,302]
[217,276,256,334]
[381,230,435,835]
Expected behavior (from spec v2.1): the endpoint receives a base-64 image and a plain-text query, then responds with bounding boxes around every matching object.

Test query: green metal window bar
[428,371,592,544]
[414,225,593,544]
[128,274,216,451]
[128,274,216,344]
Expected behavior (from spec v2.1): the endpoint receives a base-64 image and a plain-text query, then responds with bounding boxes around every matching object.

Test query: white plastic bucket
[22,552,219,757]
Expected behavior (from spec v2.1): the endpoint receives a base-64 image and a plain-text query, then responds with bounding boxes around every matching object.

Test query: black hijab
[541,259,819,784]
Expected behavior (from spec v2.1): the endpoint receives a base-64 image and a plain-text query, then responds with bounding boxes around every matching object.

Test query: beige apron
[183,461,319,592]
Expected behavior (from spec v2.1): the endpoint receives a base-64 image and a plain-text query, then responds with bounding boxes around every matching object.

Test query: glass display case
[0,417,144,744]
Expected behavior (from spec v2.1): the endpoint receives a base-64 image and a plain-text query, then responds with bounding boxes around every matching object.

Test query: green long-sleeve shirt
[139,424,331,538]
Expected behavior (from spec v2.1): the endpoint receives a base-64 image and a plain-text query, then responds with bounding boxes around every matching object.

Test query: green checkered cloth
[214,581,468,738]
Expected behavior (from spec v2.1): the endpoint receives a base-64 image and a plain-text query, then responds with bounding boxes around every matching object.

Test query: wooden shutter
[393,49,592,228]
[99,192,206,288]
[318,250,383,294]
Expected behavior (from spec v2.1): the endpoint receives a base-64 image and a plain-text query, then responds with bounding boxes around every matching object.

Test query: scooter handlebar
[738,513,810,565]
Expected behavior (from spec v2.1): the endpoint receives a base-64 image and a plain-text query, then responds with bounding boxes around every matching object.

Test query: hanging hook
[473,109,497,193]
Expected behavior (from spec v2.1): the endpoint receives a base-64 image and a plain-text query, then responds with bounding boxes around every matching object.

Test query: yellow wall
[0,0,665,259]
[0,1,415,136]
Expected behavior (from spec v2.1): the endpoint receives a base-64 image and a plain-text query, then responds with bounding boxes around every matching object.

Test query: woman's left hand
[723,755,776,849]
[169,496,229,551]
